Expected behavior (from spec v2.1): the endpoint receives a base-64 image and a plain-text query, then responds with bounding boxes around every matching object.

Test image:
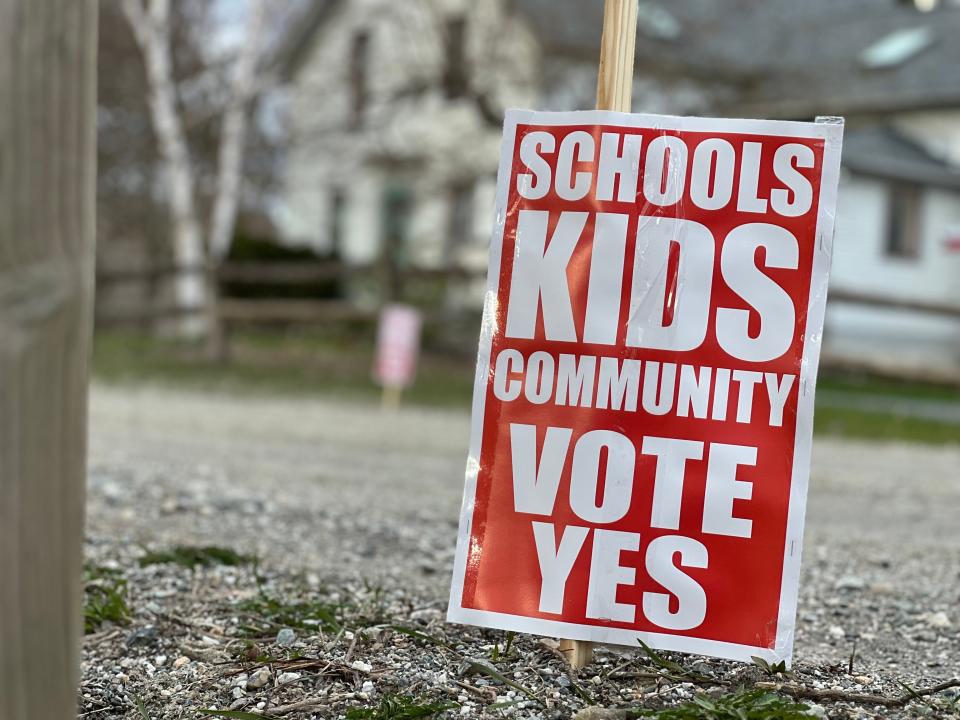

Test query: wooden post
[381,385,403,411]
[595,0,639,113]
[560,0,638,671]
[0,1,98,718]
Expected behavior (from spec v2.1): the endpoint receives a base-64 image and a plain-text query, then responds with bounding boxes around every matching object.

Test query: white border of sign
[447,110,845,665]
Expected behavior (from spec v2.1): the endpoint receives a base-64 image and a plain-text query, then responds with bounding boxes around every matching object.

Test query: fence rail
[94,264,960,380]
[95,261,487,325]
[828,288,960,319]
[97,261,484,286]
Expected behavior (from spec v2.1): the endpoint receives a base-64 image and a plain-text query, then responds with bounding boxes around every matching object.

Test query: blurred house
[276,0,960,372]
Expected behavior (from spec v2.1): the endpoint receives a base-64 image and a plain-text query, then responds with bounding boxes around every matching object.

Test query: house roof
[274,0,338,79]
[276,0,960,117]
[843,127,960,190]
[512,0,960,117]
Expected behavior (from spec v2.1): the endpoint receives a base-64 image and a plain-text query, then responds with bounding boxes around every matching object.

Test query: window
[442,17,468,98]
[885,182,923,259]
[349,30,370,126]
[328,188,346,257]
[445,180,474,263]
[381,184,414,300]
[859,27,935,69]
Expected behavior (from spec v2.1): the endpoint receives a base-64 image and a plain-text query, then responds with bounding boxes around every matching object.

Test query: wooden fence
[96,261,488,360]
[95,262,960,379]
[823,289,960,384]
[96,261,485,326]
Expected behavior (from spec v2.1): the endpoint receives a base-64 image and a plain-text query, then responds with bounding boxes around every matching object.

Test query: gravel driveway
[80,383,959,719]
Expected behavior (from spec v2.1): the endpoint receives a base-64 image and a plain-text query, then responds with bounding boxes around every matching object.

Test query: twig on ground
[755,678,960,707]
[343,630,359,665]
[455,679,497,702]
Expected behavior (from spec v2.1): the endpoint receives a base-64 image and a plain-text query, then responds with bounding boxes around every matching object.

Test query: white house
[276,0,960,373]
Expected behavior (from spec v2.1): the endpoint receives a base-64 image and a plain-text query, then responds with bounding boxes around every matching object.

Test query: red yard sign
[448,110,843,664]
[374,304,422,390]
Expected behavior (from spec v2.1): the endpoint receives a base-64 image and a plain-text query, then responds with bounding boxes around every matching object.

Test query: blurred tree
[97,1,165,279]
[101,0,279,336]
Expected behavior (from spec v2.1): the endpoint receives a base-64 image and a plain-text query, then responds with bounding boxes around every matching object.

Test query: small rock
[574,708,627,720]
[351,660,373,673]
[361,679,375,695]
[231,686,245,699]
[275,628,296,647]
[172,656,190,670]
[805,703,828,719]
[926,611,952,629]
[277,672,301,685]
[835,576,865,591]
[247,667,271,689]
[125,626,158,647]
[853,675,872,685]
[410,608,441,623]
[828,625,845,640]
[362,626,384,641]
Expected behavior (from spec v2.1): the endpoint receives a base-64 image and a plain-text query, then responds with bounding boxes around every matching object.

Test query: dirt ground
[80,383,960,719]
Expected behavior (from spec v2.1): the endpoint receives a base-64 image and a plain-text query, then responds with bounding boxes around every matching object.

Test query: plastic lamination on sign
[448,110,844,665]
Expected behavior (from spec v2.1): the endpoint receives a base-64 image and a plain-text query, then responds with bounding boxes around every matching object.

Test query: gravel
[79,383,960,719]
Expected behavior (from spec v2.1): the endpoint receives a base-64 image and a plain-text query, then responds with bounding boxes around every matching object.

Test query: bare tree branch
[122,0,208,337]
[209,0,268,261]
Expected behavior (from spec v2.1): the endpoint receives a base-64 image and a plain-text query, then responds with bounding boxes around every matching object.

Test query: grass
[139,545,254,568]
[92,329,474,407]
[818,372,960,403]
[92,330,960,444]
[814,405,959,444]
[236,592,343,637]
[631,688,812,719]
[345,695,456,719]
[84,565,132,633]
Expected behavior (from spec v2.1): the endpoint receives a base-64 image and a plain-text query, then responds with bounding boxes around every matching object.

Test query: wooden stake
[559,638,596,670]
[381,385,403,411]
[559,0,639,671]
[0,0,98,716]
[596,0,639,113]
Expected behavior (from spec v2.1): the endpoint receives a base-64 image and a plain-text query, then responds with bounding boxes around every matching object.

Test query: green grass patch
[818,371,960,403]
[631,688,811,719]
[814,405,959,445]
[93,329,474,407]
[84,565,132,633]
[93,330,960,444]
[134,697,151,720]
[139,545,254,569]
[236,593,342,637]
[346,695,456,719]
[750,656,792,679]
